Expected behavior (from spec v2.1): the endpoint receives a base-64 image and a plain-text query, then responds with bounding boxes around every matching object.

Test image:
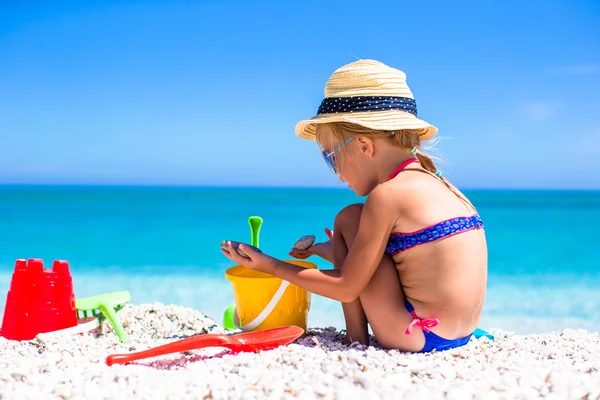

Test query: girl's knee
[334,203,363,232]
[332,203,363,272]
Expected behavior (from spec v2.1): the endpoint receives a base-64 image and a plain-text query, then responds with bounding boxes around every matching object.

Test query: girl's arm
[269,187,396,302]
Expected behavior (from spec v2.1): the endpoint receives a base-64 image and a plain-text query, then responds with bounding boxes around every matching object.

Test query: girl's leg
[334,204,426,352]
[333,204,369,345]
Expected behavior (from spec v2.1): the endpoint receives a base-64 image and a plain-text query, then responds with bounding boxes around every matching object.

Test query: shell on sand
[293,235,316,250]
[221,240,262,258]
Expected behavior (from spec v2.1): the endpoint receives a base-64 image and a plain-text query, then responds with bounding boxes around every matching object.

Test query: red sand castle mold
[0,259,78,341]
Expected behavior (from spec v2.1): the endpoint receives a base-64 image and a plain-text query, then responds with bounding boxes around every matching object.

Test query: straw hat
[295,59,438,141]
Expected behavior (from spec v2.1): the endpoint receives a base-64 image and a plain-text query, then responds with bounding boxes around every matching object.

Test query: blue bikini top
[385,214,484,255]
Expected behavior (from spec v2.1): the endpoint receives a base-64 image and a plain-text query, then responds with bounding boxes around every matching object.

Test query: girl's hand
[221,241,278,274]
[288,228,334,263]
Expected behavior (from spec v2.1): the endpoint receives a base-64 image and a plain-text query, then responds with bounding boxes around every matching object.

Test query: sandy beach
[0,303,598,400]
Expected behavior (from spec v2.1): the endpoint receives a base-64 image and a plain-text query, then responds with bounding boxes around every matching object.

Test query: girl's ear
[356,136,375,159]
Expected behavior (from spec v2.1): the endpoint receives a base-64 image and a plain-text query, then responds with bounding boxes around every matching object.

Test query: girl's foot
[342,333,369,346]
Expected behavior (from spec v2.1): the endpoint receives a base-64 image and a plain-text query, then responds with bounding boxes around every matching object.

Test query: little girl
[222,59,487,353]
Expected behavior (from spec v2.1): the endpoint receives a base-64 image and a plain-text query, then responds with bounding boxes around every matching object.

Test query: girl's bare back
[384,162,488,340]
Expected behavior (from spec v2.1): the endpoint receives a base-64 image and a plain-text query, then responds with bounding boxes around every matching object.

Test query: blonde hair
[316,122,475,211]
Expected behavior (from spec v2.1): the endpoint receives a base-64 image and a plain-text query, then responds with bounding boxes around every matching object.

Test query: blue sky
[1,0,599,189]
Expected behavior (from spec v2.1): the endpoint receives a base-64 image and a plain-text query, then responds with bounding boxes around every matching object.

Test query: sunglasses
[321,137,354,174]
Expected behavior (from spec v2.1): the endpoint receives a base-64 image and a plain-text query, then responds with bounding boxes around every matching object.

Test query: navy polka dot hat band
[295,59,438,141]
[317,96,417,117]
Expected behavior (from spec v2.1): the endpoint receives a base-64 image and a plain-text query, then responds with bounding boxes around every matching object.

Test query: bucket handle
[233,280,290,331]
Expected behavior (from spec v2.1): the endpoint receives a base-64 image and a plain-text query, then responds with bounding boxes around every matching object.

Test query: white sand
[1,303,598,400]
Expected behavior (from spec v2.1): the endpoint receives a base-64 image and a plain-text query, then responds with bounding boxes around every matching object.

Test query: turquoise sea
[1,186,599,334]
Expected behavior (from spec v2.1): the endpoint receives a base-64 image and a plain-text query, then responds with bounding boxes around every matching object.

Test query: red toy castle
[0,259,78,340]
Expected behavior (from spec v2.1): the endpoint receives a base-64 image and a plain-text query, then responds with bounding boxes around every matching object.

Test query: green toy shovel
[248,216,263,248]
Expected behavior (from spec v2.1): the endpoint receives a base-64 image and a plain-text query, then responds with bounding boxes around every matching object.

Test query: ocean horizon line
[1,183,599,193]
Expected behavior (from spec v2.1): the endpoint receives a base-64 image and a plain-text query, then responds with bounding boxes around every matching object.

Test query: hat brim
[295,110,438,142]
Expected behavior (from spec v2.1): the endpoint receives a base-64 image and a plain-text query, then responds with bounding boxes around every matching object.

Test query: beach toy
[223,216,317,331]
[105,325,304,366]
[36,316,100,341]
[225,260,317,332]
[222,304,237,330]
[473,328,494,340]
[0,259,78,341]
[76,291,131,343]
[248,216,262,248]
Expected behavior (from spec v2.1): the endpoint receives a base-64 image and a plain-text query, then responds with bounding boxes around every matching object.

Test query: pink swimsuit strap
[405,310,440,335]
[404,300,440,335]
[387,158,419,181]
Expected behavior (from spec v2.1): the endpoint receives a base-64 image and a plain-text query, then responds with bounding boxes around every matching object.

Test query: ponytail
[414,149,476,212]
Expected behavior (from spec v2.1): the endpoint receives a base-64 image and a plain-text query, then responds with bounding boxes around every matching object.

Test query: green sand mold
[223,304,238,330]
[76,291,131,343]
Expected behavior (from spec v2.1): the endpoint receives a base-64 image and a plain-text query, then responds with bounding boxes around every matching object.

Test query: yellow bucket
[224,260,317,332]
